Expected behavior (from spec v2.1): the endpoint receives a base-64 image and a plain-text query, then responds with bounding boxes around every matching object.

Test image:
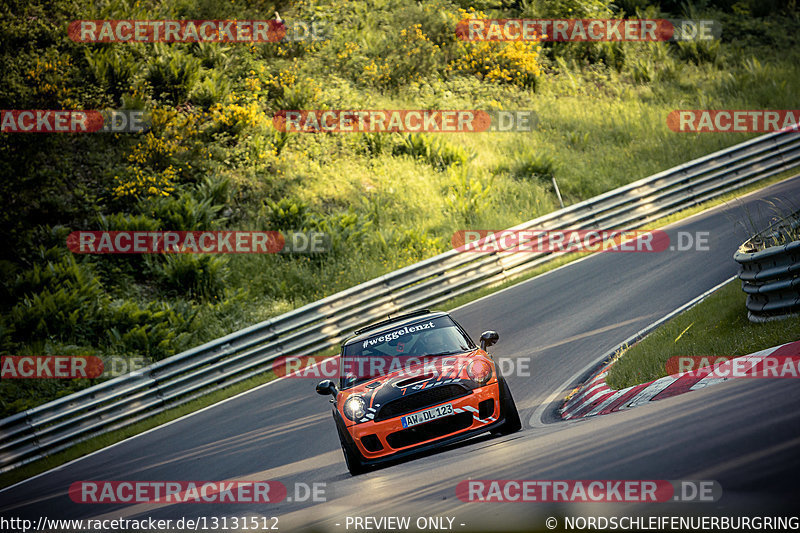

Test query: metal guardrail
[734,211,800,322]
[2,126,799,473]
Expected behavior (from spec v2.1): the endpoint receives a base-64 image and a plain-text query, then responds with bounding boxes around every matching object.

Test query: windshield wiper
[426,349,469,357]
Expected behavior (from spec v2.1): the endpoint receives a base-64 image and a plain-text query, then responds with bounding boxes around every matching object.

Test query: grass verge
[606,279,800,390]
[1,172,796,490]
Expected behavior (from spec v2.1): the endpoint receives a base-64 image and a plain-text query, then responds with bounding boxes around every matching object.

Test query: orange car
[316,309,521,475]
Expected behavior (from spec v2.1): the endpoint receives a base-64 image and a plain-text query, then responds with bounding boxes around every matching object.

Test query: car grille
[360,434,383,452]
[386,411,474,449]
[375,384,471,421]
[478,398,494,419]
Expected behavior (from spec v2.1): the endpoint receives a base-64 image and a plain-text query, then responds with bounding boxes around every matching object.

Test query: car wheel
[492,377,522,435]
[335,418,368,475]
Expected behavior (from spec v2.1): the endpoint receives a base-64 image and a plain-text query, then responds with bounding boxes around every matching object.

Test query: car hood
[337,350,495,422]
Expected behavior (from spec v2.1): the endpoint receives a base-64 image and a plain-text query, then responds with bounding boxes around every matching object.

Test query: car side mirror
[480,330,499,351]
[316,379,337,396]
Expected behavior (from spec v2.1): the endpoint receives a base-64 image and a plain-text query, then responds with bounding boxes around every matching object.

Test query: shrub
[84,47,137,103]
[675,39,720,65]
[113,165,178,200]
[362,132,395,157]
[112,130,184,199]
[190,41,233,69]
[101,297,198,359]
[390,228,445,260]
[190,70,230,108]
[309,209,373,253]
[393,133,474,171]
[207,100,270,137]
[93,213,161,283]
[629,56,655,83]
[7,254,105,343]
[149,254,229,300]
[444,166,492,224]
[497,152,558,182]
[261,198,310,230]
[447,9,542,89]
[363,23,445,88]
[146,43,201,105]
[142,193,225,231]
[520,0,613,18]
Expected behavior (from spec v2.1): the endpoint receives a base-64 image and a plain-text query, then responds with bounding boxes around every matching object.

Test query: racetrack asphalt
[2,176,799,532]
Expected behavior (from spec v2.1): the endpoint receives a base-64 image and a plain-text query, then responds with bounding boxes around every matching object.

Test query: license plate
[401,403,454,428]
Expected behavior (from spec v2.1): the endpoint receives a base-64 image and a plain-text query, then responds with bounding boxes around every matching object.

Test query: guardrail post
[552,177,565,209]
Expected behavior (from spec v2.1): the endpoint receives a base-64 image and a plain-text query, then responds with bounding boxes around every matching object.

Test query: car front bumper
[344,380,504,463]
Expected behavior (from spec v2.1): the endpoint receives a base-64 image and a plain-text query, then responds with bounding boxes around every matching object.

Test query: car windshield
[339,316,473,389]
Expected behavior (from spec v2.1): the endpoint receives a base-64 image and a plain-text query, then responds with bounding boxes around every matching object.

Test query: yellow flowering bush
[366,23,443,88]
[265,65,298,93]
[263,59,321,109]
[25,54,79,107]
[113,165,177,199]
[112,109,191,199]
[336,41,359,62]
[209,100,268,130]
[446,9,542,89]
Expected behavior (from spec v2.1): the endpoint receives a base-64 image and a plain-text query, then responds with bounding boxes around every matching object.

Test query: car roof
[344,310,451,346]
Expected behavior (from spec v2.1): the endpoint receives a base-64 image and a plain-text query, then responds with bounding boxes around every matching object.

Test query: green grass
[605,279,800,390]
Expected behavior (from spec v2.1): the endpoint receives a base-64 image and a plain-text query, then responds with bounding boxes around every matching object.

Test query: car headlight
[343,395,367,421]
[467,359,493,384]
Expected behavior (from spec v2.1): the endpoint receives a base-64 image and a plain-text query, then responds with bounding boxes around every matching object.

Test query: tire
[492,377,522,436]
[335,416,368,475]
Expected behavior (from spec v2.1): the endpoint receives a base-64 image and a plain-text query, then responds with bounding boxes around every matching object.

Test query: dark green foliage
[146,44,202,105]
[261,198,310,230]
[393,134,474,171]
